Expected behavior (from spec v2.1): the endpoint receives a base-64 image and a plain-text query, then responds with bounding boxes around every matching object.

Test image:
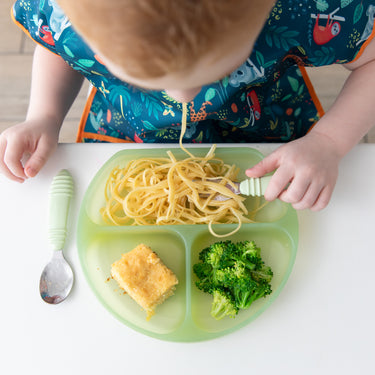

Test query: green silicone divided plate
[77,147,298,342]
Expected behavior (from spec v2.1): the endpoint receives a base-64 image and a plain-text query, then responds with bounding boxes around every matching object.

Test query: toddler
[2,0,375,211]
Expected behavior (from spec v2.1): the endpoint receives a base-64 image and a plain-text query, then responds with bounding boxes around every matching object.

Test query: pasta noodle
[101,103,262,237]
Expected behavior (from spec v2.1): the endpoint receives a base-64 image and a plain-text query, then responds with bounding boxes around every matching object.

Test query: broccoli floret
[237,240,264,270]
[232,276,258,310]
[193,240,274,320]
[249,280,273,303]
[215,267,236,285]
[239,240,260,258]
[216,264,263,310]
[193,262,214,293]
[251,265,274,283]
[199,241,228,268]
[198,245,211,262]
[237,278,273,309]
[210,289,239,320]
[193,261,212,280]
[216,263,246,285]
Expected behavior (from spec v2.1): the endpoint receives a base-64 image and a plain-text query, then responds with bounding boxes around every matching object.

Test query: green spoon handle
[239,175,272,196]
[48,169,74,251]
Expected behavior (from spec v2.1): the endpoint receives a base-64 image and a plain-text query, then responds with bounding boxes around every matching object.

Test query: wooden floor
[1,0,374,143]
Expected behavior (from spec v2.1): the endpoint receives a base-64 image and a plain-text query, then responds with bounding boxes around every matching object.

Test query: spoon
[39,169,74,304]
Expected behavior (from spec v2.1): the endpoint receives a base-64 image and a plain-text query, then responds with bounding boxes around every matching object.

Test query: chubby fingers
[263,167,293,201]
[264,169,333,211]
[0,136,28,182]
[246,156,333,211]
[24,136,56,178]
[246,153,290,201]
[279,180,333,211]
[246,153,279,179]
[0,134,55,182]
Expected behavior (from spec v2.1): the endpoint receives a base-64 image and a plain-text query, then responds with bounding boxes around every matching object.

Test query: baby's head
[59,0,275,101]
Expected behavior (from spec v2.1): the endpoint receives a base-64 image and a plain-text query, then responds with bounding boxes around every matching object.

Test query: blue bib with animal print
[12,0,375,143]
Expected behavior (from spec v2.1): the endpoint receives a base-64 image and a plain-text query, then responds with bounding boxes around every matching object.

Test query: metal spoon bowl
[40,250,74,304]
[39,170,74,304]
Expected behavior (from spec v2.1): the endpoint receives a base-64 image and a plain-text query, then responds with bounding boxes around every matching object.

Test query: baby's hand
[0,119,59,182]
[246,132,340,211]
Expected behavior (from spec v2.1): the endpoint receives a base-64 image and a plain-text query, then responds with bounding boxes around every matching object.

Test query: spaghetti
[101,103,261,237]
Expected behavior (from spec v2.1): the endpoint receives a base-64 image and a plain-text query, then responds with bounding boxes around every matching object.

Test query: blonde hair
[58,0,274,79]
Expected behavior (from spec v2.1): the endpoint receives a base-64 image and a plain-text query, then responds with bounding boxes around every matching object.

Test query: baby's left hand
[246,132,340,211]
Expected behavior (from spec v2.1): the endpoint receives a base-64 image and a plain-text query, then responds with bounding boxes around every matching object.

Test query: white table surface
[0,143,374,374]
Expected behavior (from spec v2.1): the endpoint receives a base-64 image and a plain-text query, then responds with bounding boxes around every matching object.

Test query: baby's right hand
[0,119,59,182]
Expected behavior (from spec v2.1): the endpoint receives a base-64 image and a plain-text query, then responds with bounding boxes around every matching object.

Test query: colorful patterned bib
[12,0,375,143]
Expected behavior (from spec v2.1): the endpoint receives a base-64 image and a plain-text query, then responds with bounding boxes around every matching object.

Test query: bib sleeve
[11,0,71,54]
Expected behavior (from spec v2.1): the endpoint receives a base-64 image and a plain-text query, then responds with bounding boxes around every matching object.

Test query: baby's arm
[0,45,84,182]
[246,37,375,210]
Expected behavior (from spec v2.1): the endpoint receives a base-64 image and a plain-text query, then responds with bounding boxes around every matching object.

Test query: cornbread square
[111,244,178,319]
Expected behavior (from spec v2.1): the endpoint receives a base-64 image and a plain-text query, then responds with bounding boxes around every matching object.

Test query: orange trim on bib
[79,132,135,143]
[299,65,325,129]
[76,86,96,142]
[76,86,135,143]
[350,18,375,64]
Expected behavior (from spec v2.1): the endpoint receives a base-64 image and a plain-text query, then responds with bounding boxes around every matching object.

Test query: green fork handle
[48,169,74,251]
[239,175,272,197]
